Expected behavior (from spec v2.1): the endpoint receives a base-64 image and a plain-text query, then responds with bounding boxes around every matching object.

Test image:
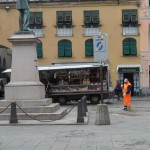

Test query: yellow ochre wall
[0,1,140,87]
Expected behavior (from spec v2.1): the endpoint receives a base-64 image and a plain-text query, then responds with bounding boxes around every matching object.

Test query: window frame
[37,42,43,58]
[29,12,43,29]
[85,39,93,57]
[123,38,137,56]
[122,10,138,27]
[84,10,99,28]
[58,40,72,57]
[56,11,72,29]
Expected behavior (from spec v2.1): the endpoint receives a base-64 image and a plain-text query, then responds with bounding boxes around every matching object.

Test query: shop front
[117,64,141,96]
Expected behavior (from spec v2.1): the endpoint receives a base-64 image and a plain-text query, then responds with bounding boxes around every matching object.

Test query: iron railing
[0,0,140,4]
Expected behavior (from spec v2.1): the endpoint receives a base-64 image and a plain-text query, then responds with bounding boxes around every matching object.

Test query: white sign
[93,34,108,62]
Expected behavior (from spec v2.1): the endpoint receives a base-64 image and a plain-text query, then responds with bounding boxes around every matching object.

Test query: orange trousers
[123,96,131,107]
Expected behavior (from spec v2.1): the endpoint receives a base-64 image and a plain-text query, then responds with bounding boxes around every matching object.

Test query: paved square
[0,98,150,150]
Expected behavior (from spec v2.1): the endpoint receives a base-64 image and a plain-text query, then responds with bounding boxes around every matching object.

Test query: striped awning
[117,64,141,72]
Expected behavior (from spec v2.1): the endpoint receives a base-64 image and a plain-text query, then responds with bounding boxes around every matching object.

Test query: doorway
[124,73,134,96]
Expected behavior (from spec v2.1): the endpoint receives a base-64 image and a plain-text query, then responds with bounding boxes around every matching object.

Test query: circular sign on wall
[96,40,104,51]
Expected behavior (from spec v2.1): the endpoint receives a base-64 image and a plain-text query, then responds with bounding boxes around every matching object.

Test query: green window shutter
[57,11,64,23]
[84,11,92,24]
[85,40,93,56]
[37,43,43,58]
[130,39,137,55]
[35,13,43,28]
[58,41,65,57]
[30,13,35,24]
[29,13,35,29]
[123,40,130,55]
[122,10,130,22]
[64,40,72,57]
[64,11,72,22]
[130,10,138,22]
[92,11,99,24]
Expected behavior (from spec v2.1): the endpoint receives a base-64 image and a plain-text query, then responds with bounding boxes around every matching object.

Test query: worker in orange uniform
[123,78,132,111]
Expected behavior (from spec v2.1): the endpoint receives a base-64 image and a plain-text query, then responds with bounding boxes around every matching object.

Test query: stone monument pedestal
[1,33,67,121]
[5,33,45,101]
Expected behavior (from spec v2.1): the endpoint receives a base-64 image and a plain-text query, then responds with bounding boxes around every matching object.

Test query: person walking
[114,80,122,101]
[123,78,132,111]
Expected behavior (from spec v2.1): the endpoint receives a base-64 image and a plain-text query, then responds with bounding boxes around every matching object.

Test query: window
[29,12,43,37]
[56,11,72,36]
[30,12,43,29]
[58,40,72,57]
[57,11,72,28]
[37,42,43,58]
[84,11,99,28]
[122,10,138,27]
[85,39,93,57]
[123,38,137,56]
[83,11,100,36]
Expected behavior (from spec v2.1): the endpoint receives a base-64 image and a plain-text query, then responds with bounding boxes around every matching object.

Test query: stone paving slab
[0,117,89,125]
[0,98,150,149]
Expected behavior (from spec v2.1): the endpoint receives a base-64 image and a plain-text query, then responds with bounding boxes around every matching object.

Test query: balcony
[56,28,73,37]
[122,27,138,36]
[83,27,100,36]
[33,29,44,37]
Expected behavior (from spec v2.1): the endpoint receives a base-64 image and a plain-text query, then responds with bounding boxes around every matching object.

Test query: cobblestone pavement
[1,98,150,150]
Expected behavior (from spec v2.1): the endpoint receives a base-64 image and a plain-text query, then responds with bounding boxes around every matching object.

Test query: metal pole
[10,102,18,123]
[100,64,103,104]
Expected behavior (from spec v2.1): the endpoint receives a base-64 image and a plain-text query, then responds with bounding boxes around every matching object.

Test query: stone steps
[0,98,52,107]
[0,108,67,121]
[0,98,67,121]
[0,103,60,113]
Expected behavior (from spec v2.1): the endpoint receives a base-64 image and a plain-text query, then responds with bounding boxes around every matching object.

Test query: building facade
[140,0,150,93]
[0,0,140,94]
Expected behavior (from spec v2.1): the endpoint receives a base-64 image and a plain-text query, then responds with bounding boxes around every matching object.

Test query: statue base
[5,33,45,101]
[14,30,34,35]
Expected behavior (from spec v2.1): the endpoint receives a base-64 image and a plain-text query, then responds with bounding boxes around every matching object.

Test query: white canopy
[117,64,141,72]
[3,63,108,73]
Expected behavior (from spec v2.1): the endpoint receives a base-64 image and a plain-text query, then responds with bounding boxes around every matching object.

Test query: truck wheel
[90,95,100,104]
[58,96,67,105]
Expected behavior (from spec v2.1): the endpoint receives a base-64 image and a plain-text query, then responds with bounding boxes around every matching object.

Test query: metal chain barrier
[0,103,11,114]
[0,102,77,123]
[16,103,77,123]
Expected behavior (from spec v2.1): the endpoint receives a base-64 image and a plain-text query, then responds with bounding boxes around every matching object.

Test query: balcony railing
[33,28,44,37]
[56,28,73,37]
[0,0,140,3]
[122,27,138,35]
[83,27,100,36]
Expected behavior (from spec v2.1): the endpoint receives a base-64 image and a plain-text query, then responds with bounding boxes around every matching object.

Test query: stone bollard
[81,96,87,116]
[10,102,18,123]
[95,104,110,125]
[77,100,84,123]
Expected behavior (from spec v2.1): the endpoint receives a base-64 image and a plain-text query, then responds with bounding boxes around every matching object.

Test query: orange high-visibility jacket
[123,82,132,97]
